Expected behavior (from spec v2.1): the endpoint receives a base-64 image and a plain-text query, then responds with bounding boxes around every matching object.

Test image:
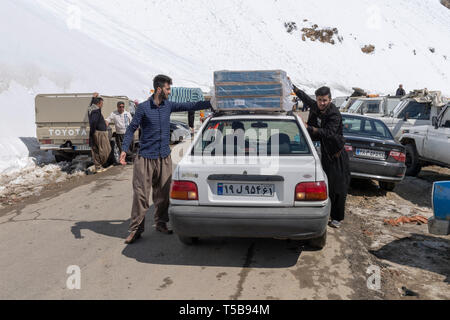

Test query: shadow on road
[348,179,387,197]
[71,219,130,239]
[70,206,311,268]
[121,231,307,268]
[369,233,450,283]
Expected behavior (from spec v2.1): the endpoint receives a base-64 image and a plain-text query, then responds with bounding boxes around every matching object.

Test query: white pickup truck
[399,104,450,176]
[377,90,446,141]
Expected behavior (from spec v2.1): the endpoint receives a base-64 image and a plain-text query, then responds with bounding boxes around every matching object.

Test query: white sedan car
[169,113,330,249]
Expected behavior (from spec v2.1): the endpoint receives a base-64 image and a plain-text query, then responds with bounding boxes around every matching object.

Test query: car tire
[379,181,396,191]
[308,231,327,249]
[178,235,199,245]
[404,143,421,176]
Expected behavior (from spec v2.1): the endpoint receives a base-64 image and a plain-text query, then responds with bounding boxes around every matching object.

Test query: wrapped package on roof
[212,70,294,111]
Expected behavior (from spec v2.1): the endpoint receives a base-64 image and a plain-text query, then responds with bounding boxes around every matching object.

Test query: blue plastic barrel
[432,181,450,220]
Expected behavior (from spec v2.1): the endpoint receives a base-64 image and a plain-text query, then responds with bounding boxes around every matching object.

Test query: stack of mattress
[213,70,293,111]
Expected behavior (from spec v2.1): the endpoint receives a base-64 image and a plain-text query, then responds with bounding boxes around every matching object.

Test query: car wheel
[308,231,327,249]
[379,181,396,191]
[404,144,421,176]
[178,235,199,245]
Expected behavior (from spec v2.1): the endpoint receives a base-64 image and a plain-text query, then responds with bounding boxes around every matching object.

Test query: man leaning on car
[120,75,212,244]
[292,84,350,229]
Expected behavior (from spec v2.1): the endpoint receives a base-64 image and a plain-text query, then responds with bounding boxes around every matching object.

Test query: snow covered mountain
[1,0,450,173]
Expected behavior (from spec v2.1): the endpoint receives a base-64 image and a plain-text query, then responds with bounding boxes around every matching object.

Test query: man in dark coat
[396,84,406,96]
[292,84,350,228]
[88,94,111,173]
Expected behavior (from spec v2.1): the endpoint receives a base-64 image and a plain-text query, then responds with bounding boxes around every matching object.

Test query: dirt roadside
[346,167,450,299]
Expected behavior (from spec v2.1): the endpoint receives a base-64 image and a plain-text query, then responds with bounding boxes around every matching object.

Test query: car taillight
[170,181,198,200]
[389,151,406,162]
[40,139,53,144]
[295,181,327,201]
[344,145,353,152]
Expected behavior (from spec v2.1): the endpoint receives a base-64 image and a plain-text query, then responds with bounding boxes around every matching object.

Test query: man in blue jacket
[121,75,212,244]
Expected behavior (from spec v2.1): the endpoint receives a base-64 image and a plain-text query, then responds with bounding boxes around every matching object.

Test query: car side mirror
[432,116,438,129]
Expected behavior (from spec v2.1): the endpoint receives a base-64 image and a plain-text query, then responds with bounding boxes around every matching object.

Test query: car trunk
[177,155,317,207]
[344,135,403,163]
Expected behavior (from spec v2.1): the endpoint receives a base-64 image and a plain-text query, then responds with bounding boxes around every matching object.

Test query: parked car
[347,96,402,118]
[398,103,450,176]
[170,121,191,144]
[342,113,406,191]
[169,113,330,248]
[332,96,348,109]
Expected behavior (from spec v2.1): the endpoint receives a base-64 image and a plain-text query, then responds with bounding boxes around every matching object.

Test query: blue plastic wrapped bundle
[213,70,293,111]
[168,87,204,102]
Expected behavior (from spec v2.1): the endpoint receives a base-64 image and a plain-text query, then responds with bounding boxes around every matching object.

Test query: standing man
[121,75,212,244]
[396,84,406,96]
[105,101,133,156]
[88,93,111,173]
[292,84,350,228]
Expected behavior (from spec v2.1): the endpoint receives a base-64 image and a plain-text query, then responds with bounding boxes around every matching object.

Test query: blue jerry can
[432,181,450,220]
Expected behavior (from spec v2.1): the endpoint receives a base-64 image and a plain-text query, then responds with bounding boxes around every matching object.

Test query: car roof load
[402,89,445,106]
[211,70,294,113]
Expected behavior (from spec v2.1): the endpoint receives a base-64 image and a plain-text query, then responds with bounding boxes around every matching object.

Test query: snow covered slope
[1,0,450,173]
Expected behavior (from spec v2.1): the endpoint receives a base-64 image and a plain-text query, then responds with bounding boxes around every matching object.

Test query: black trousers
[115,134,125,154]
[329,192,347,221]
[188,111,195,129]
[321,150,350,222]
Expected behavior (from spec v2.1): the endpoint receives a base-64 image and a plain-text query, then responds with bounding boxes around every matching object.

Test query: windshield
[342,115,393,139]
[348,100,363,113]
[349,100,382,114]
[392,100,407,116]
[192,118,311,156]
[441,106,450,127]
[397,101,431,120]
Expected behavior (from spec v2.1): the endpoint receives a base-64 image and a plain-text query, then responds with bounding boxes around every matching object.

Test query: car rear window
[192,119,311,156]
[342,115,393,139]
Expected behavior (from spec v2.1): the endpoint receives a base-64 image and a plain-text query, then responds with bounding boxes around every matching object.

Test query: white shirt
[106,110,132,134]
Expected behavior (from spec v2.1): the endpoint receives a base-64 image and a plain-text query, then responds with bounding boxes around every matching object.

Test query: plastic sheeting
[168,87,205,103]
[212,70,294,111]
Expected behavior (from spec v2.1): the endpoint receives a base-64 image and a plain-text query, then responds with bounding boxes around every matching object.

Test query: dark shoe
[328,220,341,229]
[124,230,142,244]
[156,222,173,235]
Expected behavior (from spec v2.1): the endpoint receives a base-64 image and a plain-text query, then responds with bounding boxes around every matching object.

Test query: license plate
[355,148,385,159]
[74,145,91,151]
[217,183,275,197]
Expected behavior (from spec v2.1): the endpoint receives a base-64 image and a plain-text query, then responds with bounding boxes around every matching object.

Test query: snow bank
[0,162,84,208]
[1,0,450,175]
